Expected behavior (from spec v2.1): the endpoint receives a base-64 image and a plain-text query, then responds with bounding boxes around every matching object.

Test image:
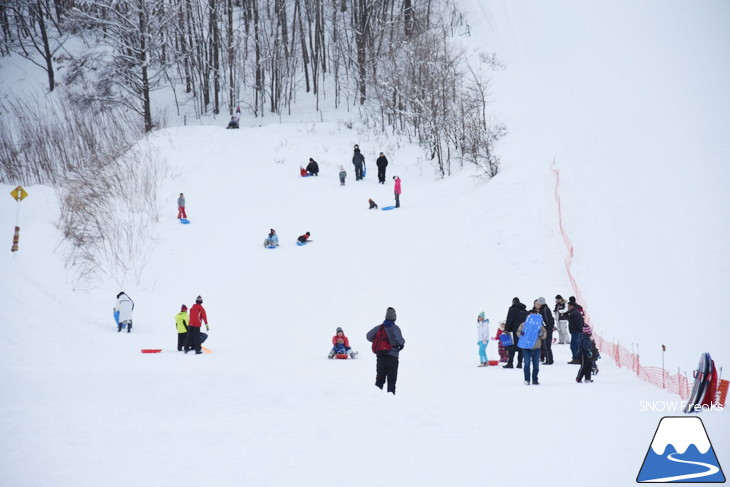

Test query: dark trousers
[507,338,523,366]
[354,164,363,180]
[177,332,188,351]
[541,329,554,363]
[577,354,592,382]
[523,348,541,384]
[395,193,400,208]
[375,354,399,394]
[377,168,386,183]
[185,326,201,352]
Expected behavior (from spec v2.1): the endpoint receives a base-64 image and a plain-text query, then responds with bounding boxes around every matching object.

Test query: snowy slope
[1,1,729,486]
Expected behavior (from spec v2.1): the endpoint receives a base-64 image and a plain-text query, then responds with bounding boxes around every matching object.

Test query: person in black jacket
[536,297,556,364]
[567,298,585,364]
[376,152,388,184]
[352,145,365,180]
[503,297,528,368]
[306,158,319,176]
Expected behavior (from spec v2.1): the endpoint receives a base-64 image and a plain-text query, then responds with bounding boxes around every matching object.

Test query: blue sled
[179,218,191,224]
[296,241,310,246]
[381,206,397,211]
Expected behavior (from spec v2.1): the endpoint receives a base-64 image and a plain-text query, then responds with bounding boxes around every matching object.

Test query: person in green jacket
[176,304,189,351]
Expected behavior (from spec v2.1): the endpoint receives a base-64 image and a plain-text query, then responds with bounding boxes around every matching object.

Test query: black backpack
[371,325,392,355]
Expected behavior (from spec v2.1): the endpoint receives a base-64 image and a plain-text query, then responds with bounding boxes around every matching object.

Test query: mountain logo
[637,416,725,483]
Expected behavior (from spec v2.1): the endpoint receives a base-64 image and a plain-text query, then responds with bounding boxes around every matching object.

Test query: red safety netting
[552,161,690,400]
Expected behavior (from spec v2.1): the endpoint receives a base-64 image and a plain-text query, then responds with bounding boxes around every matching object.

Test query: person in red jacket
[328,327,357,358]
[185,295,209,355]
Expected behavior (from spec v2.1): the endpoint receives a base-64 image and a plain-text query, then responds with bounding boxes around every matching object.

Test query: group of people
[113,292,210,355]
[299,145,403,209]
[478,295,599,385]
[174,296,210,354]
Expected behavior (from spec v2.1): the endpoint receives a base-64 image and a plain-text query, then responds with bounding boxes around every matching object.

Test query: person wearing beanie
[366,307,406,394]
[339,166,347,186]
[535,297,556,364]
[114,292,134,333]
[576,324,595,383]
[297,232,311,244]
[476,312,490,367]
[553,295,570,344]
[503,297,528,368]
[185,296,209,355]
[329,327,358,359]
[566,300,585,364]
[175,305,189,351]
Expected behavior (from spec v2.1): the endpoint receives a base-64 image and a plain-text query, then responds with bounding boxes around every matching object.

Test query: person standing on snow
[536,297,555,364]
[114,292,134,333]
[477,312,490,367]
[503,297,527,368]
[352,144,365,180]
[177,193,187,220]
[366,307,405,394]
[553,295,570,344]
[175,304,189,351]
[393,176,402,208]
[185,295,209,355]
[339,166,347,186]
[517,309,547,385]
[567,298,585,364]
[576,324,595,383]
[376,152,389,184]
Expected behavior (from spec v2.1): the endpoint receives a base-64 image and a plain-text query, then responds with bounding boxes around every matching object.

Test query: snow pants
[577,354,593,382]
[541,328,554,364]
[185,326,202,353]
[177,206,187,219]
[394,193,400,208]
[375,354,399,394]
[478,340,488,364]
[177,332,188,351]
[557,320,569,344]
[377,167,386,183]
[354,163,363,180]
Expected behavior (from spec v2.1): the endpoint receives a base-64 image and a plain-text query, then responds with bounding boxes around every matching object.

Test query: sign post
[9,185,28,252]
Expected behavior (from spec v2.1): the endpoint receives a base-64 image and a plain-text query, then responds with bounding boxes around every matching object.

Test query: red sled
[335,353,350,359]
[141,349,162,354]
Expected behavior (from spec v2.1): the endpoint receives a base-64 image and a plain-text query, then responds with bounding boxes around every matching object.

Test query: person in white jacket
[477,312,490,367]
[114,292,134,333]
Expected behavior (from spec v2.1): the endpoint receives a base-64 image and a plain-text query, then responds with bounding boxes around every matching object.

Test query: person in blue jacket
[264,229,279,248]
[576,324,595,383]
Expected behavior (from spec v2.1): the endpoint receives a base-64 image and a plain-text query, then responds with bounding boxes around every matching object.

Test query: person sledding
[328,327,358,359]
[264,228,279,248]
[226,106,241,129]
[297,231,311,244]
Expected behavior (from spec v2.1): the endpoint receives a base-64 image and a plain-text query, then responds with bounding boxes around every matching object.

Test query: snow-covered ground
[1,1,728,486]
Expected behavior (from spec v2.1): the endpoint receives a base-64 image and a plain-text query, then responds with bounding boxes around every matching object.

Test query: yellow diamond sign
[10,186,28,201]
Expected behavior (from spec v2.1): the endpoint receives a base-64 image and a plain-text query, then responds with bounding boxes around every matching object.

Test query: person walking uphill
[376,152,388,184]
[185,296,209,355]
[352,144,365,181]
[366,307,405,394]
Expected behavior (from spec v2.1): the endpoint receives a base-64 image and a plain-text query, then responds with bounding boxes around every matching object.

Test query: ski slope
[1,1,729,486]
